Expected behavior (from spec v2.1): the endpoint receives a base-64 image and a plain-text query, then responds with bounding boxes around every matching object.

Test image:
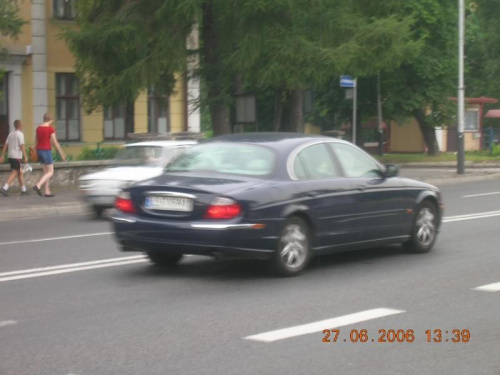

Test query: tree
[0,0,25,66]
[311,0,459,155]
[465,1,500,99]
[381,0,458,155]
[224,0,417,132]
[63,0,190,133]
[65,0,417,136]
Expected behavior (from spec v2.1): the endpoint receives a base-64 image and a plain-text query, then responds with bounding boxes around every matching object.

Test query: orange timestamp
[322,329,470,343]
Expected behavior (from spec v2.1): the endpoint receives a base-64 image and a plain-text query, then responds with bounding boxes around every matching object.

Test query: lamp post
[457,0,465,174]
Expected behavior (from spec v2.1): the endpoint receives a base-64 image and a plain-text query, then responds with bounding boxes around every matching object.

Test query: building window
[53,0,77,20]
[148,88,169,133]
[56,73,80,141]
[465,110,479,131]
[104,104,126,140]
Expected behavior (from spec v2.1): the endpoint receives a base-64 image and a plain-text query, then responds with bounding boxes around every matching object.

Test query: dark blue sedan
[111,133,443,276]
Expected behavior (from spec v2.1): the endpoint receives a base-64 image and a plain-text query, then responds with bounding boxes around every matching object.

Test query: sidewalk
[1,167,500,221]
[0,187,88,221]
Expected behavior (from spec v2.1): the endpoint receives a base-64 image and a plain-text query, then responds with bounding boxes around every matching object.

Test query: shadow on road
[117,244,427,282]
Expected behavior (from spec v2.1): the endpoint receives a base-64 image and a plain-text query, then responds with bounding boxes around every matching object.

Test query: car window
[164,146,190,165]
[113,146,164,167]
[166,143,275,176]
[293,143,339,179]
[329,143,381,178]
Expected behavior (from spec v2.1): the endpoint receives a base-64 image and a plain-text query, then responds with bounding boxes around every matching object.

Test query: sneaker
[20,191,30,196]
[0,188,7,197]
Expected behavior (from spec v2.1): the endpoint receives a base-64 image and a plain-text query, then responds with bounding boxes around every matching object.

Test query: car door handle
[356,185,366,191]
[307,192,319,197]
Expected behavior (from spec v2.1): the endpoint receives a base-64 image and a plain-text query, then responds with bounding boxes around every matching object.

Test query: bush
[492,144,500,157]
[52,149,73,162]
[77,146,121,160]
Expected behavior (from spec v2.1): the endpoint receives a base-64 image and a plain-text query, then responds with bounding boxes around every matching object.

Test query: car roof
[125,140,198,148]
[203,132,349,150]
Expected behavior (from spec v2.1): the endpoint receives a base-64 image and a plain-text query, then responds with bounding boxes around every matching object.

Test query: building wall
[389,119,425,153]
[1,0,193,156]
[464,132,481,151]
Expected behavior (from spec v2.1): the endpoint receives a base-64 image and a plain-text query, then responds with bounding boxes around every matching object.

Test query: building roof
[485,110,500,118]
[448,96,498,104]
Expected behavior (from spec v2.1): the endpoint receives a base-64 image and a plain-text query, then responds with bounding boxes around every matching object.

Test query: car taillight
[205,197,241,219]
[115,191,137,213]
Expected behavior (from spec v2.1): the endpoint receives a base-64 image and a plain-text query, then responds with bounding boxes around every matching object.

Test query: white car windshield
[113,146,170,167]
[165,143,275,176]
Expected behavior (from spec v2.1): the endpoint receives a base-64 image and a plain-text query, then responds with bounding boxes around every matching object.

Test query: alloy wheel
[280,223,308,269]
[415,207,436,247]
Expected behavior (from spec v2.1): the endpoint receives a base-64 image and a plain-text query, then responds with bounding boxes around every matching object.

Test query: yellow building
[0,0,200,156]
[389,98,498,153]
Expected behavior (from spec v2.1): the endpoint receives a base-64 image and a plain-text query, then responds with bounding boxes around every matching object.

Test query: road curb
[396,162,500,169]
[0,203,88,221]
[421,172,500,186]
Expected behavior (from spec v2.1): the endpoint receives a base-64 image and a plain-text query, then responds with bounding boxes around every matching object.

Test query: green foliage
[0,0,25,41]
[52,149,73,162]
[381,0,457,121]
[309,0,458,154]
[62,0,192,113]
[77,146,120,160]
[466,1,500,102]
[65,0,419,135]
[0,0,26,76]
[492,144,500,157]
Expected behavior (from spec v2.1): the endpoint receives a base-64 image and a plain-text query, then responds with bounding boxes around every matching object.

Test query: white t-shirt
[6,130,25,159]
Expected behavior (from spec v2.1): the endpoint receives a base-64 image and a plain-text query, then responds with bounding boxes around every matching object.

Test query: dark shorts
[37,149,53,165]
[9,158,21,171]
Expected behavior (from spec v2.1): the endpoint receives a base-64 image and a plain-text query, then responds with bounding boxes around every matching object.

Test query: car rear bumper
[80,193,117,207]
[110,211,278,260]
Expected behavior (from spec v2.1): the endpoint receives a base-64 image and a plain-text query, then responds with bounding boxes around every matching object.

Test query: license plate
[144,195,193,212]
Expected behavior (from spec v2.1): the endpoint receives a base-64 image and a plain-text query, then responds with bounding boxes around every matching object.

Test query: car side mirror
[384,164,399,178]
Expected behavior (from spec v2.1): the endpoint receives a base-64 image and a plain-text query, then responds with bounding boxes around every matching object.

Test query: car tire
[146,252,183,268]
[93,206,105,219]
[270,216,312,277]
[404,200,439,253]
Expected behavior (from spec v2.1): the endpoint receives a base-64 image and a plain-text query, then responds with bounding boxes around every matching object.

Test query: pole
[377,74,384,156]
[353,78,357,145]
[457,0,465,174]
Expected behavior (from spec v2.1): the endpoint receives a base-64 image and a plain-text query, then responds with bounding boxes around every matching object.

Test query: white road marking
[0,232,113,246]
[0,255,145,278]
[473,282,500,292]
[244,308,405,343]
[0,320,17,328]
[463,191,500,198]
[0,256,147,283]
[443,210,500,223]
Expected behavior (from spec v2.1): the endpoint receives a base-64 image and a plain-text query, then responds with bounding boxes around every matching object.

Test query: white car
[78,140,196,217]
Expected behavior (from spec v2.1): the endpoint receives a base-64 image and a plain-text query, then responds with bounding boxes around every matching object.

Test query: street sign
[345,88,354,100]
[340,75,356,88]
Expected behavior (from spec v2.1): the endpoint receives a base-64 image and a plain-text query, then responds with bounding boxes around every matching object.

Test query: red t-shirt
[36,126,55,150]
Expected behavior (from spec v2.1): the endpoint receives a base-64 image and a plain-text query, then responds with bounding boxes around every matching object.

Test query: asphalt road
[1,179,499,375]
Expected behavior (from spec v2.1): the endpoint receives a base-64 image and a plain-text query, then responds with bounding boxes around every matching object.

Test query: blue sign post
[340,76,358,144]
[340,75,356,88]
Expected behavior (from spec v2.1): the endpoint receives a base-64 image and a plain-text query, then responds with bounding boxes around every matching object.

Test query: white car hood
[79,166,164,183]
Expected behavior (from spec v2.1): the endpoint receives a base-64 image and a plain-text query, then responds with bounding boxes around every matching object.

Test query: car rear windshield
[165,143,276,176]
[113,146,167,167]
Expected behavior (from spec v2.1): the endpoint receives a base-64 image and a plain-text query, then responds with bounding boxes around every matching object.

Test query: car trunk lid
[129,172,260,220]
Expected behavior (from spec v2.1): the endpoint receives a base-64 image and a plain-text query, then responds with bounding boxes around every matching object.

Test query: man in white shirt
[0,120,29,196]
